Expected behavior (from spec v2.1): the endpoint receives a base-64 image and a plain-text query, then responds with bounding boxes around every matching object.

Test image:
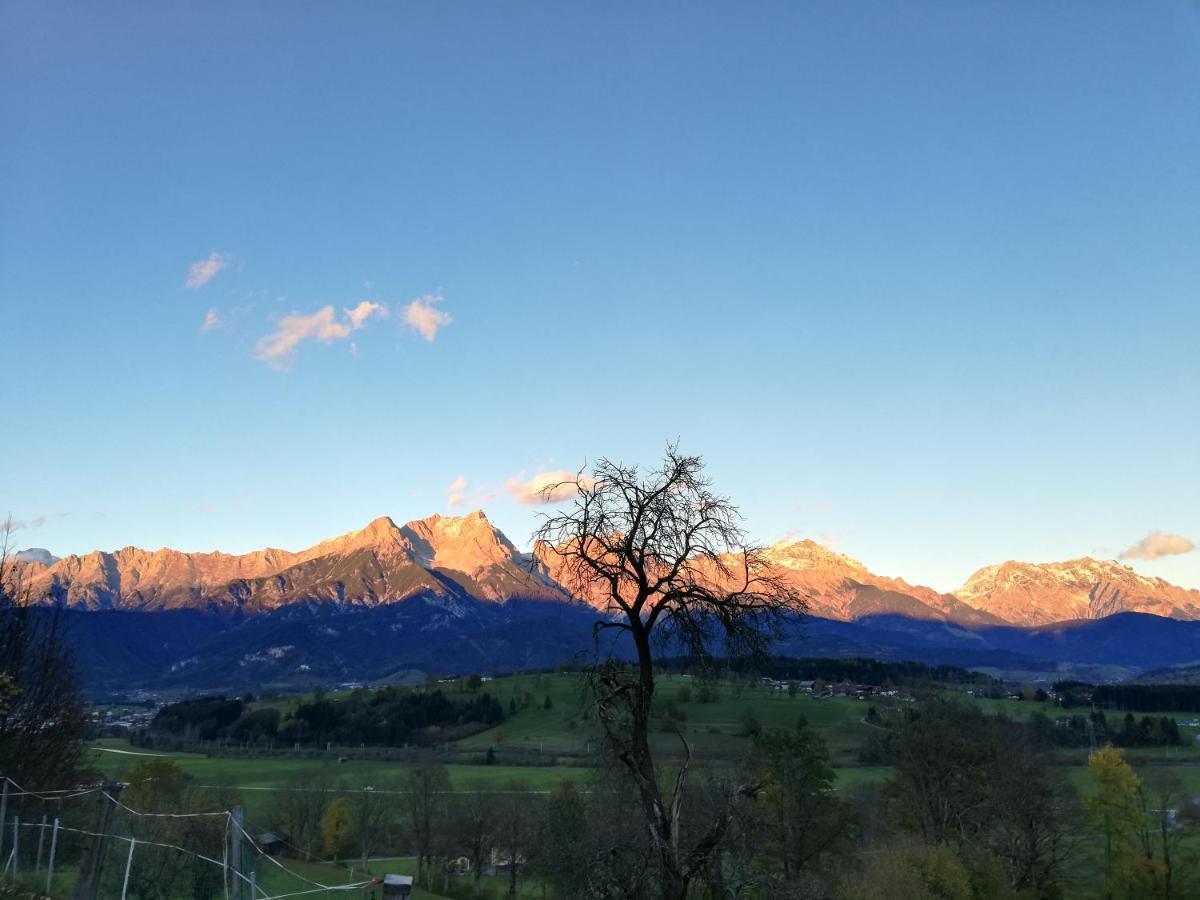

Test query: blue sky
[2,1,1197,592]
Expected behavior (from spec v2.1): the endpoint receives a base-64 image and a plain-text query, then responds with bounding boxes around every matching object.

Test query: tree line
[1025,709,1183,749]
[1053,681,1200,713]
[718,655,1002,688]
[146,686,506,748]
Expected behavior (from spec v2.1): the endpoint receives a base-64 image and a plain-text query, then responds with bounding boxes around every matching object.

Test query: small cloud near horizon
[404,295,452,341]
[445,475,498,509]
[1120,531,1195,561]
[506,470,594,506]
[4,512,68,532]
[185,252,228,289]
[255,301,387,369]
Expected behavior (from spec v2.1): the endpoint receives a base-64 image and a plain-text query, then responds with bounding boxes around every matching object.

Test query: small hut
[382,874,414,898]
[256,832,289,856]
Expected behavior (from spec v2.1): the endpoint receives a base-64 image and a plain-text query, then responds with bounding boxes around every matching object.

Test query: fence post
[35,813,46,872]
[73,783,121,900]
[46,817,59,895]
[230,806,245,900]
[10,815,17,875]
[120,838,136,899]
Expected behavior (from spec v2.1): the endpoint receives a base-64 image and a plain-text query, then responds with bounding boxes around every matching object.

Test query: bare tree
[407,762,450,887]
[1140,768,1198,899]
[533,446,805,900]
[494,781,536,900]
[347,774,393,875]
[269,771,335,858]
[0,517,86,789]
[451,782,498,898]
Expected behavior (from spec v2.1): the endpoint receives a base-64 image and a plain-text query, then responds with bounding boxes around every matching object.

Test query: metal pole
[249,871,257,899]
[35,813,46,872]
[120,838,136,900]
[46,818,59,895]
[11,815,18,875]
[230,806,244,900]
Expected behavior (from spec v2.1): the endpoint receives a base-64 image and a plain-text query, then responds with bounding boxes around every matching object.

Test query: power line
[103,789,230,818]
[257,880,375,899]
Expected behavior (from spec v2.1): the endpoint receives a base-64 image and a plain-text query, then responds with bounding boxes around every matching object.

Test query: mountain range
[8,512,1200,693]
[13,511,1199,627]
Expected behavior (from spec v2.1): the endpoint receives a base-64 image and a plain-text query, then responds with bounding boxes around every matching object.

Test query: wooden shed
[382,874,414,898]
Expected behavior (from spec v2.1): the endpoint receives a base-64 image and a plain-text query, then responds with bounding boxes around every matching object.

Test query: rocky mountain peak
[762,539,869,573]
[955,556,1200,625]
[399,510,520,575]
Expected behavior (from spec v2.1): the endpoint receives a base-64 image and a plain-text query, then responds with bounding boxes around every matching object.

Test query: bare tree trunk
[625,624,693,900]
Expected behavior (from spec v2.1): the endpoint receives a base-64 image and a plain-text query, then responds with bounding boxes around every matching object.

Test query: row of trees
[1026,709,1184,749]
[148,686,506,747]
[1092,684,1200,713]
[1053,681,1200,713]
[268,764,539,897]
[721,655,1001,688]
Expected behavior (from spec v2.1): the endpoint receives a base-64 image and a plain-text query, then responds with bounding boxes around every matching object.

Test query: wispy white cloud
[403,295,452,341]
[444,475,498,509]
[1120,531,1195,561]
[815,532,843,550]
[254,302,387,369]
[506,470,594,506]
[446,475,468,508]
[186,252,228,289]
[6,512,68,532]
[200,309,223,332]
[346,300,382,330]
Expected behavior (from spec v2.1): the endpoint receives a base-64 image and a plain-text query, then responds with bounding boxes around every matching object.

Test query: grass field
[90,738,592,825]
[443,672,881,764]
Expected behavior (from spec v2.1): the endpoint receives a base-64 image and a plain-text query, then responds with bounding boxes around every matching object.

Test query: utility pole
[73,784,121,900]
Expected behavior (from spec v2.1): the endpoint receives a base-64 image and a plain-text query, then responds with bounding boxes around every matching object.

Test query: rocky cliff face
[758,540,1002,624]
[955,558,1200,626]
[20,511,563,613]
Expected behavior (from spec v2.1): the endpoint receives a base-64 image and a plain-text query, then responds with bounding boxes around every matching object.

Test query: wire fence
[0,776,377,900]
